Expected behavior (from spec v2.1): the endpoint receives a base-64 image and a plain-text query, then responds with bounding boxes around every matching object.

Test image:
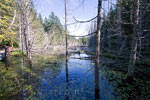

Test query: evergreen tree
[0,0,16,46]
[43,12,63,32]
[38,14,43,24]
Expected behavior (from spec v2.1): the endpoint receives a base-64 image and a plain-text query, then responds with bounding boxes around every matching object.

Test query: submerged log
[71,56,95,60]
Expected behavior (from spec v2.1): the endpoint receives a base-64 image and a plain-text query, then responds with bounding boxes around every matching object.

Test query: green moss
[10,50,22,57]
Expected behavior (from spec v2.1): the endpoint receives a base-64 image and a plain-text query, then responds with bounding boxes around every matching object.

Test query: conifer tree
[0,0,16,46]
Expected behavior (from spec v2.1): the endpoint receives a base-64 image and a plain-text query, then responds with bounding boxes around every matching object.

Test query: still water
[0,53,115,100]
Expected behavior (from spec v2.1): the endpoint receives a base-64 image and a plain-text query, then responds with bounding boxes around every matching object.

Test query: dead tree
[8,9,17,30]
[127,0,140,80]
[96,0,102,64]
[64,1,69,99]
[18,0,32,61]
[65,0,68,59]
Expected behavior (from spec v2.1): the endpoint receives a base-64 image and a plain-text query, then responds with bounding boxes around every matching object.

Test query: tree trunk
[65,1,69,99]
[26,0,32,60]
[127,0,140,80]
[65,0,68,58]
[8,10,16,30]
[96,0,102,64]
[19,13,22,51]
[19,0,31,60]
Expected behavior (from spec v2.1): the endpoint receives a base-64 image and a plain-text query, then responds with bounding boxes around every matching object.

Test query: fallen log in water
[70,51,95,55]
[71,56,95,60]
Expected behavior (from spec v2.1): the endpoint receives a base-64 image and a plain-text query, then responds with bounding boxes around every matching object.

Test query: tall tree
[43,12,63,32]
[96,0,102,64]
[65,0,68,58]
[64,1,69,100]
[127,0,140,80]
[38,14,43,24]
[18,0,33,60]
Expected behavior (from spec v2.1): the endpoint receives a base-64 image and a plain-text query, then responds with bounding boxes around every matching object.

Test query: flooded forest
[0,0,150,100]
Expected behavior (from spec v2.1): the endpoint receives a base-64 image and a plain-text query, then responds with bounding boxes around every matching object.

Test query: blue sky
[34,0,116,36]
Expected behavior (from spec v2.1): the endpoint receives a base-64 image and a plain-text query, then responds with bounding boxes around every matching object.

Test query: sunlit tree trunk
[8,9,16,30]
[65,0,68,58]
[96,0,102,64]
[26,0,32,61]
[64,0,69,99]
[19,0,29,58]
[18,0,32,61]
[19,12,22,51]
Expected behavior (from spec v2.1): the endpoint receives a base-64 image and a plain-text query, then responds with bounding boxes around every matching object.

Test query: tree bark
[96,0,102,64]
[65,0,68,55]
[65,1,69,99]
[8,10,16,30]
[127,0,140,80]
[26,0,32,60]
[19,0,32,60]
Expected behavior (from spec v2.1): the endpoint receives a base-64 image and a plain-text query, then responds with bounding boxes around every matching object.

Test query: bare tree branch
[67,31,96,37]
[8,10,16,30]
[73,16,97,23]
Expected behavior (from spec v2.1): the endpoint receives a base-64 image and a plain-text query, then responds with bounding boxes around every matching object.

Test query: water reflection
[28,59,32,84]
[0,53,115,100]
[4,58,9,70]
[65,54,69,100]
[21,56,25,99]
[95,61,100,100]
[3,50,148,100]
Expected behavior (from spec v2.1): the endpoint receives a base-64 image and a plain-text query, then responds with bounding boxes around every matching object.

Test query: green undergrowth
[101,52,150,67]
[100,66,150,100]
[116,78,150,100]
[10,50,22,56]
[102,52,127,60]
[99,53,150,100]
[0,50,65,100]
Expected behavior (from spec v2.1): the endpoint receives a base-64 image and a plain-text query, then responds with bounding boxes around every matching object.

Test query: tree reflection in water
[65,53,69,100]
[95,61,100,100]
